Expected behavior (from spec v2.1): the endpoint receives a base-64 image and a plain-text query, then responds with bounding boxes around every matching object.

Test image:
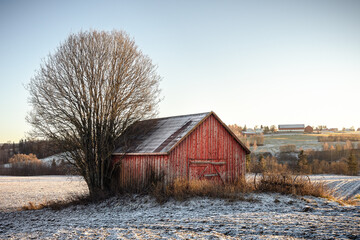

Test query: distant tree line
[228,124,265,147]
[318,134,360,142]
[248,144,360,176]
[0,153,74,176]
[248,150,359,176]
[0,139,62,165]
[228,124,277,134]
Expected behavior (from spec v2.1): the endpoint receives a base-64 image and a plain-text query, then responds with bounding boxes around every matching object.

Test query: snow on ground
[39,153,70,165]
[310,175,360,200]
[246,174,360,201]
[0,176,359,239]
[0,176,88,212]
[1,193,359,239]
[255,134,322,155]
[255,133,360,155]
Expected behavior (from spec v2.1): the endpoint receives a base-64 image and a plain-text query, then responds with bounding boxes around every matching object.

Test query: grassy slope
[255,133,360,154]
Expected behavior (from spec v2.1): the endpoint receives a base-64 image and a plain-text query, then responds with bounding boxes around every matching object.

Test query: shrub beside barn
[112,112,250,191]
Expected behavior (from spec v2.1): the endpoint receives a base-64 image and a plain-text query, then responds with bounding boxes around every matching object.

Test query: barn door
[188,159,227,184]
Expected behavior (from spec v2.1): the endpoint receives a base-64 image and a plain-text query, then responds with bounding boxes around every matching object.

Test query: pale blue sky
[0,0,359,142]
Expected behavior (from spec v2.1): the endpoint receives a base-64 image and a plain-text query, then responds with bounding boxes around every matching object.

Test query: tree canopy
[28,30,161,196]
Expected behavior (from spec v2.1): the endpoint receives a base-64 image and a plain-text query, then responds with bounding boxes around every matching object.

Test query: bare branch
[28,30,161,197]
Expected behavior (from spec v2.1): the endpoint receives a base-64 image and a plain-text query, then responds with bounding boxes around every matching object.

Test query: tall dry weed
[151,178,255,203]
[255,173,329,198]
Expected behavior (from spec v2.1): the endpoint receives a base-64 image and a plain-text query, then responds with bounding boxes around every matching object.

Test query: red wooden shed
[112,112,250,190]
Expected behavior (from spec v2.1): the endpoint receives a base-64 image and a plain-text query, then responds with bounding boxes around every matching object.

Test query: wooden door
[188,159,227,184]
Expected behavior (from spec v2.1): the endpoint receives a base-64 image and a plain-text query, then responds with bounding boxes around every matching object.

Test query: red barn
[112,112,250,190]
[304,125,314,133]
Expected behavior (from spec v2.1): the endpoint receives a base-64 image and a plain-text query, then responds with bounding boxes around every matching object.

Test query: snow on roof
[114,112,210,154]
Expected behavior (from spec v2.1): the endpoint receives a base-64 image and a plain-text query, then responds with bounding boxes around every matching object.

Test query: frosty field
[0,176,88,212]
[1,176,360,239]
[255,133,360,155]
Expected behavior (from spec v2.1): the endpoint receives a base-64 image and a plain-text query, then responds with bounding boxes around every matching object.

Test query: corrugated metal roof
[114,112,210,154]
[278,124,305,129]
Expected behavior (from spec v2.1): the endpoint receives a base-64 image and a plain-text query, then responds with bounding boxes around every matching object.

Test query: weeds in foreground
[150,173,335,203]
[21,174,353,210]
[149,174,332,203]
[323,195,360,206]
[21,193,93,211]
[255,173,329,198]
[150,178,255,203]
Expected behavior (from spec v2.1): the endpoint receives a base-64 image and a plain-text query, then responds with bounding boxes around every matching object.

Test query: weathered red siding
[113,154,169,190]
[113,114,247,190]
[167,115,246,183]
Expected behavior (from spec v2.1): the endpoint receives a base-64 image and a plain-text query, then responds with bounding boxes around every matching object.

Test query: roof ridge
[141,111,211,122]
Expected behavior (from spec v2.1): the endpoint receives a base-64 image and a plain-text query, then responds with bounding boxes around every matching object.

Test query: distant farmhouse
[304,125,313,133]
[278,124,305,133]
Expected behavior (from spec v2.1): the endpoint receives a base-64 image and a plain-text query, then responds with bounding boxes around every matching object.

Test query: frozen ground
[255,133,360,155]
[246,174,360,201]
[1,193,359,239]
[255,134,322,155]
[0,176,359,239]
[0,176,88,212]
[310,175,360,200]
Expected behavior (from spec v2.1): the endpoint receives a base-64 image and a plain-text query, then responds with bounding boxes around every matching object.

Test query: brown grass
[323,195,359,206]
[279,144,297,153]
[20,175,350,210]
[151,178,256,203]
[21,193,93,211]
[318,134,360,142]
[151,174,331,203]
[255,173,329,198]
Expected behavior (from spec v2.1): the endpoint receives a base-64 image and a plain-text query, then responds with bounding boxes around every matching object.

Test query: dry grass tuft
[21,193,93,211]
[20,175,355,209]
[21,201,46,211]
[324,195,360,206]
[255,173,330,198]
[151,174,332,203]
[151,178,256,203]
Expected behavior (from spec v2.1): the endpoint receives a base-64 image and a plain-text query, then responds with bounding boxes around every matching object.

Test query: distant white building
[40,152,70,166]
[278,124,305,132]
[242,128,263,135]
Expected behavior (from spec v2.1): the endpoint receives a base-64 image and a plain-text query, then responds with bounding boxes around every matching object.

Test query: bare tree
[28,30,161,197]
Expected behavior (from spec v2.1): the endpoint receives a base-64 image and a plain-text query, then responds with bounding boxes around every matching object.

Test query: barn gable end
[113,112,250,190]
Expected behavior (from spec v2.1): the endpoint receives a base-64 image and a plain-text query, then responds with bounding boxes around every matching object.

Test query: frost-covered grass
[1,175,359,239]
[256,134,321,154]
[255,134,360,154]
[0,175,88,212]
[310,175,360,200]
[1,193,359,239]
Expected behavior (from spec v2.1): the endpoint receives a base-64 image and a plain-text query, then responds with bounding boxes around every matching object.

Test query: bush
[0,154,74,176]
[318,134,360,142]
[151,178,255,203]
[280,144,296,153]
[151,174,330,203]
[249,155,288,174]
[255,173,329,198]
[22,193,92,211]
[228,125,264,146]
